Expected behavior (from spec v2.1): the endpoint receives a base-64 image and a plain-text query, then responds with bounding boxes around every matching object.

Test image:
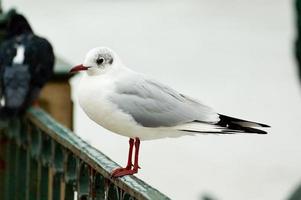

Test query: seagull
[70,47,270,177]
[0,12,54,119]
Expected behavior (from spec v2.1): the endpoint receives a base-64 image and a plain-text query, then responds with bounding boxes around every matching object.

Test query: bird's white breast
[78,72,142,138]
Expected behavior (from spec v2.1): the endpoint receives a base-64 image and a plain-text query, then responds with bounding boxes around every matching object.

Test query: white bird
[70,47,270,177]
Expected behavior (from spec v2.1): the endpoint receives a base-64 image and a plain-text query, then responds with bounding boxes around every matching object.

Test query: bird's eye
[96,57,104,65]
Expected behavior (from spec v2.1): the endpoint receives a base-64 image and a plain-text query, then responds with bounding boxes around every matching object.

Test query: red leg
[111,138,141,178]
[132,138,140,171]
[111,138,134,176]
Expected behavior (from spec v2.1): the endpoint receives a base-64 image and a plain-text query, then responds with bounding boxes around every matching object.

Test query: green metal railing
[0,108,170,200]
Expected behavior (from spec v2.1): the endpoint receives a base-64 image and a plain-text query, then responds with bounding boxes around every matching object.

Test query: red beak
[69,64,90,73]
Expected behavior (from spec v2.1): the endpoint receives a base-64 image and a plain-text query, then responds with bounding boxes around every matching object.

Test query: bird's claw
[111,167,127,177]
[111,168,138,178]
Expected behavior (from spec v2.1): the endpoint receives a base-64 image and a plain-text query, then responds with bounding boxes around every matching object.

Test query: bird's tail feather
[176,114,270,135]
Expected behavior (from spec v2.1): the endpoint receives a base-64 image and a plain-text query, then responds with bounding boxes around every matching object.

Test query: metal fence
[0,108,170,200]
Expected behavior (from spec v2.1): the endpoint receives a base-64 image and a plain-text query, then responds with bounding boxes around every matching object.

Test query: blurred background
[2,0,301,199]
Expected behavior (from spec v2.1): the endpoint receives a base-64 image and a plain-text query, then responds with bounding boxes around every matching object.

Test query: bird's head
[70,47,118,76]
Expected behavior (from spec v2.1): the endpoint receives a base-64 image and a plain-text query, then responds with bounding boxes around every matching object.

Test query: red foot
[112,138,141,178]
[111,168,138,178]
[111,166,131,176]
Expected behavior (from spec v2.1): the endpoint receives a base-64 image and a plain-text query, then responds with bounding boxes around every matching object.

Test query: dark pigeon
[0,13,54,119]
[0,10,33,42]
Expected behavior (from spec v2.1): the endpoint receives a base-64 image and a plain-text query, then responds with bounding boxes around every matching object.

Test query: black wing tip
[260,123,271,128]
[214,114,270,134]
[244,127,268,134]
[218,114,270,128]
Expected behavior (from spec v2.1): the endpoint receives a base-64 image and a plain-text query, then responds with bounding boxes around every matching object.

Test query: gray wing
[3,64,31,108]
[109,74,219,127]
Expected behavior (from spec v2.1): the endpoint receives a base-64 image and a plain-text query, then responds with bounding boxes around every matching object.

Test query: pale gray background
[3,0,301,199]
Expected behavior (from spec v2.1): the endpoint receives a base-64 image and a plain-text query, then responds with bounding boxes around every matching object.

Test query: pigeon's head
[70,47,118,75]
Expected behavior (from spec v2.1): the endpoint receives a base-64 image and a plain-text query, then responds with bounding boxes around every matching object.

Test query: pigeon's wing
[109,74,219,128]
[3,64,31,109]
[0,40,17,98]
[24,35,55,87]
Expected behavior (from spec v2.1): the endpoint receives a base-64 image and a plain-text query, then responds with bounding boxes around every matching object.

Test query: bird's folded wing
[109,74,219,128]
[3,65,31,108]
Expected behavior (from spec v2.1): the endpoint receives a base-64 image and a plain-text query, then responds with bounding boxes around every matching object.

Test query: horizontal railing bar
[27,108,170,200]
